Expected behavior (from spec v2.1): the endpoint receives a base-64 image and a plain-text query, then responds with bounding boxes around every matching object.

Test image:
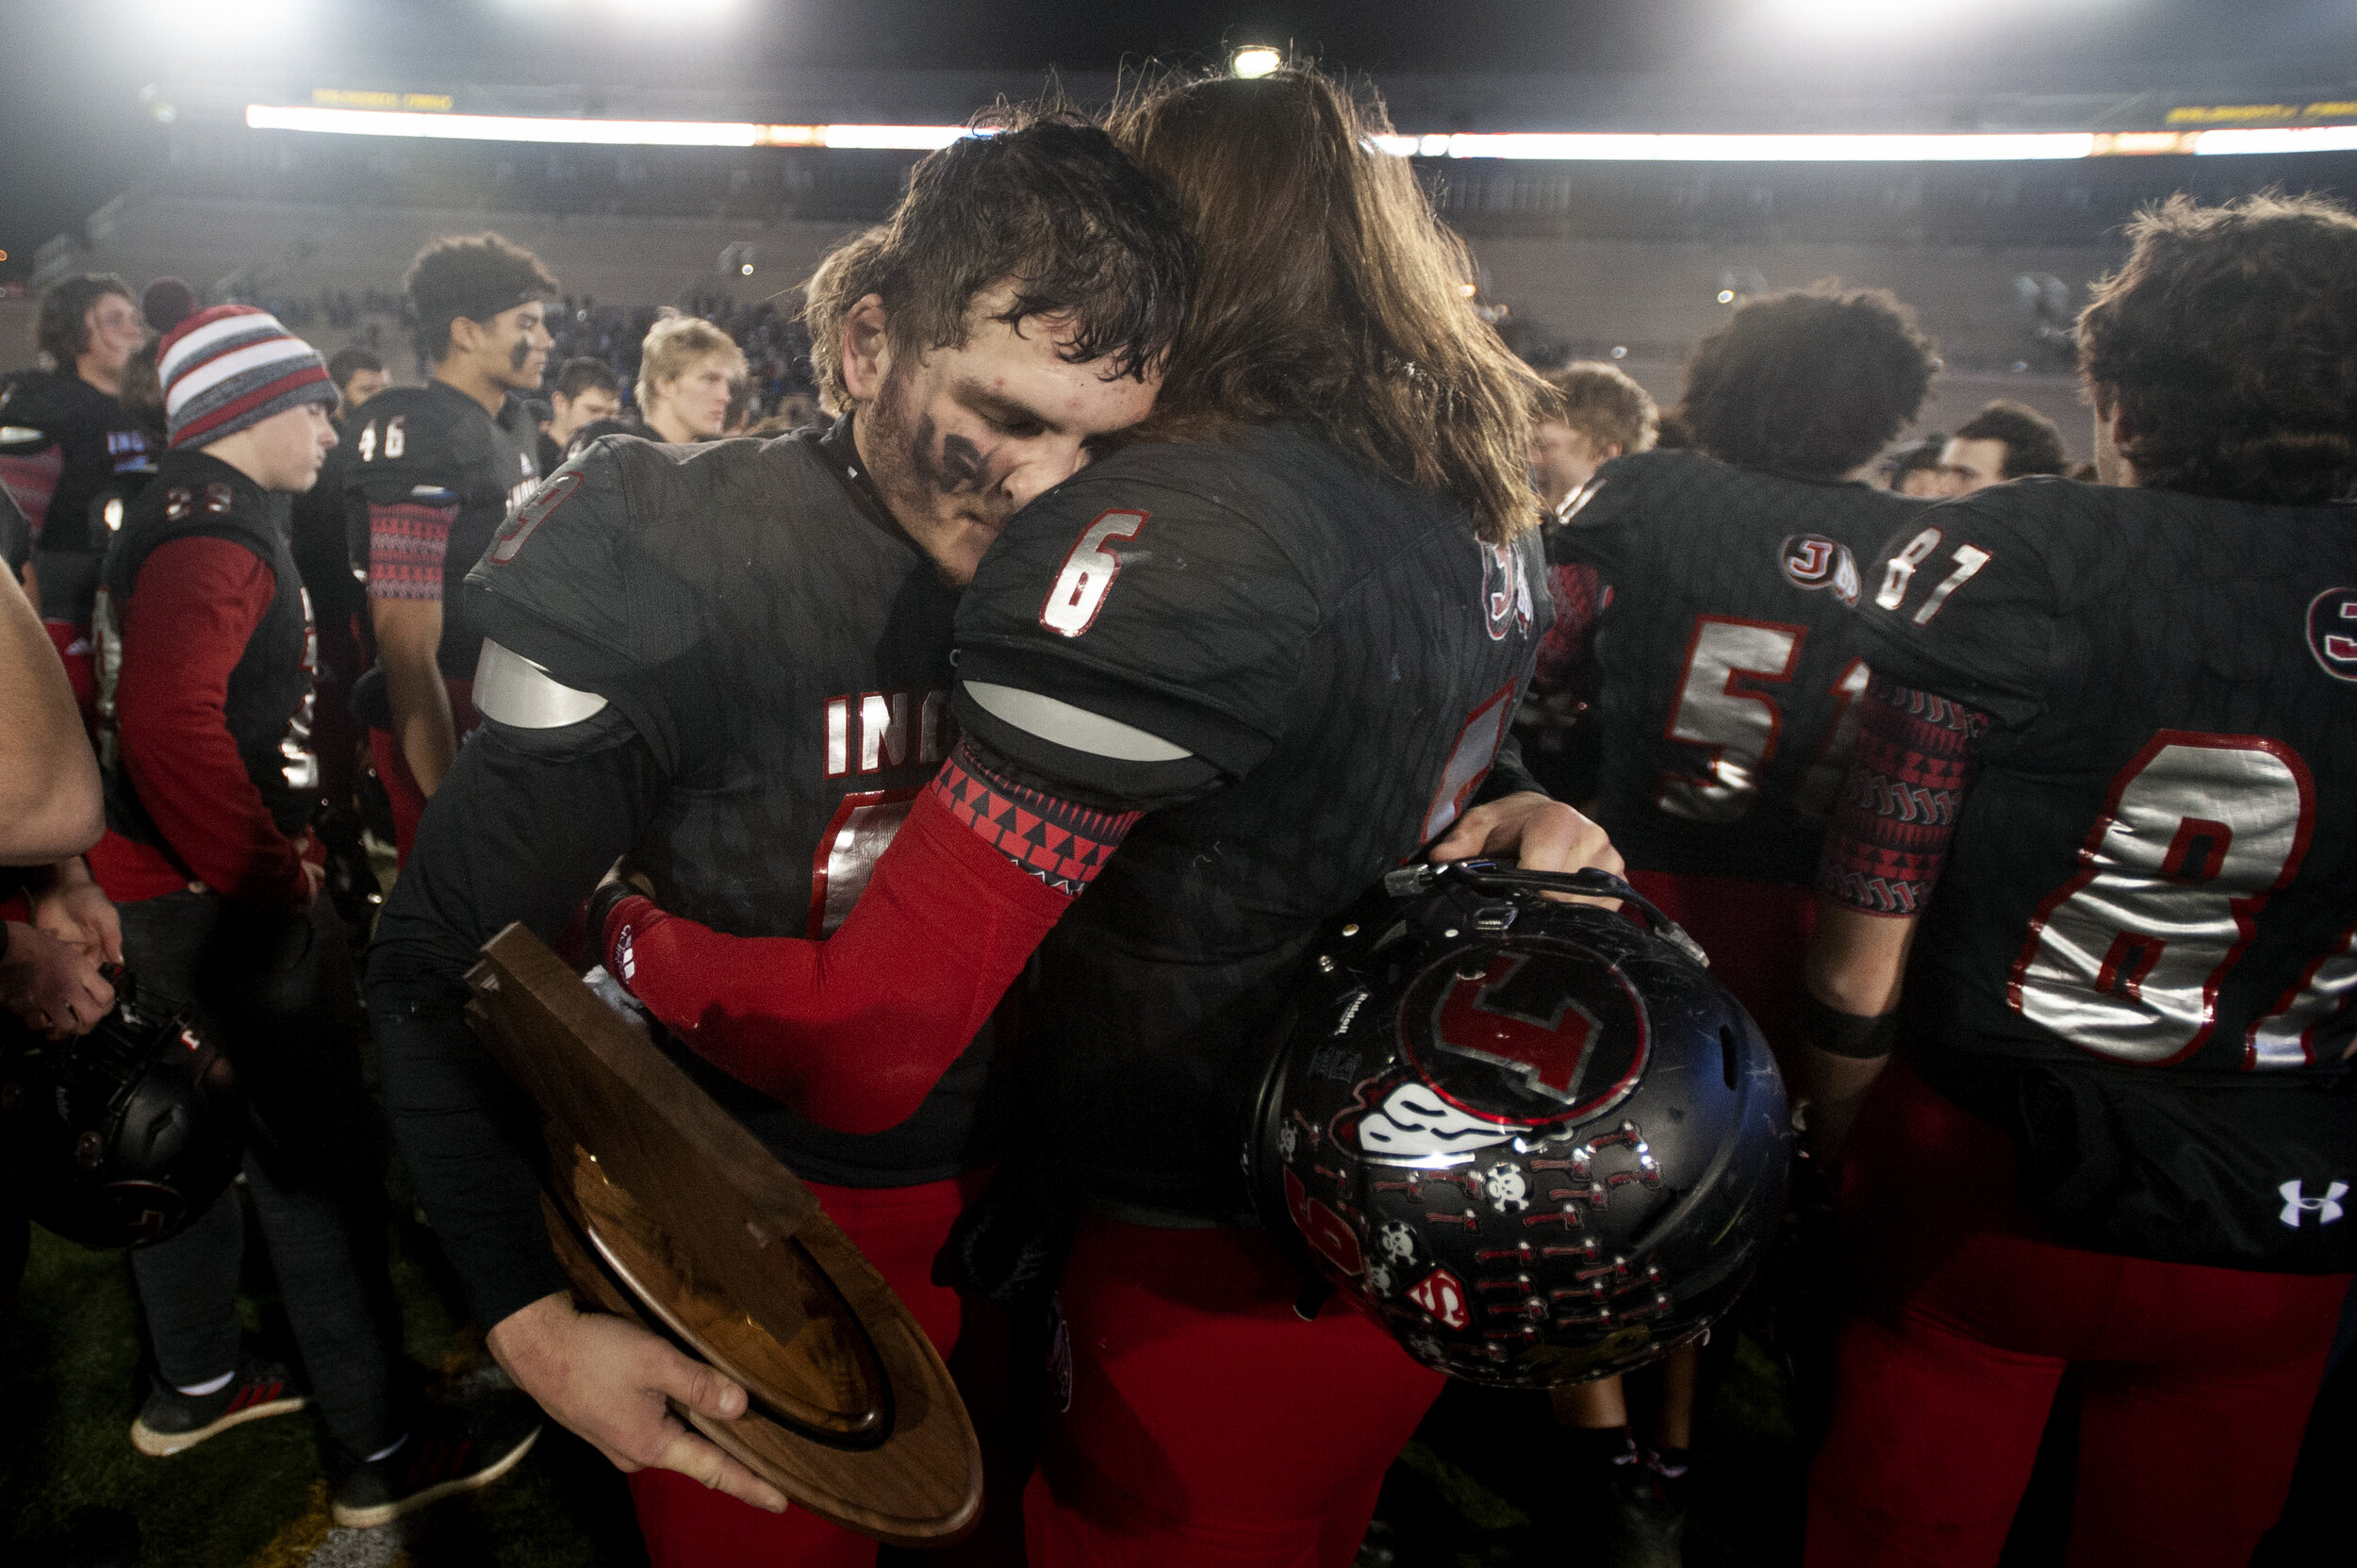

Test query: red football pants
[1624,869,1814,1074]
[1025,1216,1445,1568]
[626,1170,994,1568]
[1805,1061,2349,1568]
[368,677,475,865]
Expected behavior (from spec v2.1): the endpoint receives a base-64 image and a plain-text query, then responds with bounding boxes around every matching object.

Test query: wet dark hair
[2079,192,2357,504]
[404,232,559,363]
[1882,434,1948,487]
[1675,284,1937,479]
[35,273,137,366]
[326,345,384,391]
[805,108,1194,407]
[552,355,619,401]
[1953,399,2067,477]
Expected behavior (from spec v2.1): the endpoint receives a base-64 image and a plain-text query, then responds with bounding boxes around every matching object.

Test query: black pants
[121,891,404,1458]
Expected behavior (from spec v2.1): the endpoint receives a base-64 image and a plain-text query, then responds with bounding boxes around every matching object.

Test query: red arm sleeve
[116,536,310,907]
[1812,676,1983,918]
[600,739,1138,1134]
[1534,561,1603,696]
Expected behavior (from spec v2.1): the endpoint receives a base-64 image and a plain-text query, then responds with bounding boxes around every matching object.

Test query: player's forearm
[384,648,457,795]
[368,724,665,1329]
[1797,900,1916,1158]
[0,569,101,865]
[605,741,1118,1133]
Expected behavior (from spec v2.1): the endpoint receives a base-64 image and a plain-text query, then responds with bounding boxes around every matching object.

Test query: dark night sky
[5,0,2354,278]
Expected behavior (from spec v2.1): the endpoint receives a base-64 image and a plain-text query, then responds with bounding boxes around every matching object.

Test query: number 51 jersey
[1856,477,2357,1076]
[1553,449,1932,884]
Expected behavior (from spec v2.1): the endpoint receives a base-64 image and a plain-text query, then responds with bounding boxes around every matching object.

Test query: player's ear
[840,294,892,404]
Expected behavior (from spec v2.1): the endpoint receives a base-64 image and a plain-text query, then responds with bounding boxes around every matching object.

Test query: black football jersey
[1553,449,1933,884]
[464,421,989,1184]
[345,382,540,678]
[288,420,366,632]
[1854,477,2357,1079]
[950,425,1549,1217]
[0,370,160,627]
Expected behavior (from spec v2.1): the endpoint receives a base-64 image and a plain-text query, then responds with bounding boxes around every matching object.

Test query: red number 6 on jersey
[1039,509,1148,637]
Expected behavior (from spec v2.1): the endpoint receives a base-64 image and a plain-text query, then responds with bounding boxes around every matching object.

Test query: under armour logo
[2279,1179,2349,1229]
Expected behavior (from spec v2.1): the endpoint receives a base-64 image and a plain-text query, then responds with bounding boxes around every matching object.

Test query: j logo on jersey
[1401,942,1650,1126]
[1779,534,1861,607]
[2306,587,2357,683]
[1481,542,1535,641]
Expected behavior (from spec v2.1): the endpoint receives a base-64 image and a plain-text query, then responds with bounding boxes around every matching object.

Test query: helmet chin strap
[1384,859,1711,969]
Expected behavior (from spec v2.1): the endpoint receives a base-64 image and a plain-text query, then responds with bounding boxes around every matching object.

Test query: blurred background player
[0,273,157,719]
[537,354,621,472]
[1877,432,1949,497]
[635,311,747,444]
[1937,397,2068,494]
[85,304,538,1524]
[291,345,391,930]
[1521,359,1659,806]
[1801,190,2357,1568]
[1546,284,1938,1562]
[344,233,556,862]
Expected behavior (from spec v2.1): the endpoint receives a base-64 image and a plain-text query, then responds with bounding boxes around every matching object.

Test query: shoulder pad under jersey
[343,386,492,502]
[466,432,835,685]
[952,434,1336,796]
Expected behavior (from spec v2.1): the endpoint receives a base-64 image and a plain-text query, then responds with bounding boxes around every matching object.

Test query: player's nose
[998,437,1088,512]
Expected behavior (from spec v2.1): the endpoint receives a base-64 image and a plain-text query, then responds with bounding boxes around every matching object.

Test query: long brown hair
[1108,65,1547,542]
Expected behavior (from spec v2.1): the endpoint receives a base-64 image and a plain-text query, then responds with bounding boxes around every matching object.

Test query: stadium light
[241,104,2357,161]
[244,105,970,150]
[1231,46,1282,79]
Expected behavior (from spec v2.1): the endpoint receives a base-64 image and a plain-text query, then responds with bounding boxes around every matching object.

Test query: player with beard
[364,113,1194,1565]
[1800,194,2357,1567]
[0,273,157,716]
[345,234,555,862]
[588,65,1618,1565]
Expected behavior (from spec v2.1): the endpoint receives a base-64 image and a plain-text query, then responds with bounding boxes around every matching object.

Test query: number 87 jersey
[1853,475,2357,1074]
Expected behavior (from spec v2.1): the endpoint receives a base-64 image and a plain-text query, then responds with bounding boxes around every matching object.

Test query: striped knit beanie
[157,305,337,450]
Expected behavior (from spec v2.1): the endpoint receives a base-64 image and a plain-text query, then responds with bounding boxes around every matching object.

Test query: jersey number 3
[1040,509,1147,638]
[2012,732,2352,1068]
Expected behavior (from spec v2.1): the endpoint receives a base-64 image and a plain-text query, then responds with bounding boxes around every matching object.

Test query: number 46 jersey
[1553,449,1932,883]
[1856,476,2357,1076]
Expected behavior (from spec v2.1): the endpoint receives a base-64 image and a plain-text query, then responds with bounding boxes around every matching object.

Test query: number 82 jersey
[1855,476,2357,1075]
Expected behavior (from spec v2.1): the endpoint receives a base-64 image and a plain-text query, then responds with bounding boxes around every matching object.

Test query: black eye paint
[509,338,532,372]
[938,432,986,487]
[909,414,989,496]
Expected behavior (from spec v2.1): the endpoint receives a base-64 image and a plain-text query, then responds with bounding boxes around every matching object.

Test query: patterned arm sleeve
[1814,675,1985,918]
[366,499,460,603]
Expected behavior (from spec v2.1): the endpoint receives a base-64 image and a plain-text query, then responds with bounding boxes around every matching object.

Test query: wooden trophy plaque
[464,923,982,1546]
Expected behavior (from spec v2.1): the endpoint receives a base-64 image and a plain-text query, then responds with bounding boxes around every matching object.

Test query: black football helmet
[1244,860,1791,1388]
[0,976,244,1249]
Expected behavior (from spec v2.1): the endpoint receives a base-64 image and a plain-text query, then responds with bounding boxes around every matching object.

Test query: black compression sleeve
[364,717,666,1332]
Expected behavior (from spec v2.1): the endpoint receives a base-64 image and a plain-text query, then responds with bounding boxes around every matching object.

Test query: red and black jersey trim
[1816,676,1984,916]
[930,737,1140,898]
